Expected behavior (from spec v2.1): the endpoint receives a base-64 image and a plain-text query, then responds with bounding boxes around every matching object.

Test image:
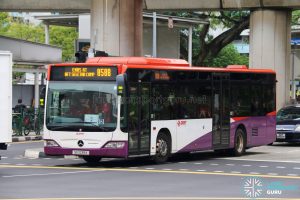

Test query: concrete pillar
[44,23,49,45]
[90,0,143,56]
[249,9,291,110]
[34,70,39,110]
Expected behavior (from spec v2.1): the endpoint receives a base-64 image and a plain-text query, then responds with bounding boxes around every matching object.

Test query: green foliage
[49,26,78,62]
[0,12,78,61]
[203,44,249,67]
[292,10,300,25]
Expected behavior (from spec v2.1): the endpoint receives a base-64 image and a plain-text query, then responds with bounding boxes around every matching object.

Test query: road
[0,141,300,200]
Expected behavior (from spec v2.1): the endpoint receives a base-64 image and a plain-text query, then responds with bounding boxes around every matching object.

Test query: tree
[203,44,248,67]
[178,11,250,66]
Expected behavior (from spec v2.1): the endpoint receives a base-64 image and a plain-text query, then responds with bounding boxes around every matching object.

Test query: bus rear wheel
[154,133,171,164]
[232,128,246,156]
[82,156,102,164]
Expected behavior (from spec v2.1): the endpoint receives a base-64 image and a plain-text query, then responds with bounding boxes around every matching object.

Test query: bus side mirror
[116,74,126,96]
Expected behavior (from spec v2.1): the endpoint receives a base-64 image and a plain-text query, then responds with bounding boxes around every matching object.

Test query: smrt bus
[44,57,276,163]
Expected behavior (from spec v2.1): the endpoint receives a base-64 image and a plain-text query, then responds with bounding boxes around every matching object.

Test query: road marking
[230,171,241,174]
[287,174,298,176]
[194,162,203,165]
[293,167,300,170]
[268,173,278,176]
[196,170,206,172]
[129,167,138,169]
[0,163,10,165]
[32,164,42,166]
[276,166,286,169]
[43,158,52,160]
[179,169,188,171]
[2,170,101,178]
[249,171,259,174]
[218,157,300,164]
[1,156,8,159]
[16,164,25,166]
[259,166,268,168]
[13,157,22,160]
[5,197,300,200]
[178,162,187,164]
[213,171,224,173]
[210,163,219,166]
[225,164,235,166]
[1,164,300,180]
[242,165,251,167]
[145,168,155,170]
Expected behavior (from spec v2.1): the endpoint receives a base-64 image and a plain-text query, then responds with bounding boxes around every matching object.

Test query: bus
[44,57,276,163]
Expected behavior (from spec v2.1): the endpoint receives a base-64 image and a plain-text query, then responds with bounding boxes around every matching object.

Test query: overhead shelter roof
[0,35,62,65]
[34,13,209,28]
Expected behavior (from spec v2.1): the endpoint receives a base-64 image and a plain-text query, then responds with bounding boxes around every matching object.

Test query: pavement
[1,141,300,199]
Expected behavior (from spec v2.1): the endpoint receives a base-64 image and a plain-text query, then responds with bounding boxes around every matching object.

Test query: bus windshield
[46,81,117,132]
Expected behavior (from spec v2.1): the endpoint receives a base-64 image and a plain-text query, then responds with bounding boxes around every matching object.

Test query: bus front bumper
[44,142,128,158]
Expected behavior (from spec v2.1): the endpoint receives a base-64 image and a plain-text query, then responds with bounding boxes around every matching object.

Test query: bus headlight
[45,140,59,147]
[104,142,125,149]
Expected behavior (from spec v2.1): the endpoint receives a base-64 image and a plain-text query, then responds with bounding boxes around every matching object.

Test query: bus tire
[153,133,171,163]
[232,128,246,156]
[82,156,102,164]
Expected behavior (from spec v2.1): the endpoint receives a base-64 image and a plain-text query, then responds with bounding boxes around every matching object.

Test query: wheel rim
[236,133,244,153]
[157,139,168,157]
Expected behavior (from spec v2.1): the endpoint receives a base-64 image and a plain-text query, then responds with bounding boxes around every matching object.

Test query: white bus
[44,57,276,163]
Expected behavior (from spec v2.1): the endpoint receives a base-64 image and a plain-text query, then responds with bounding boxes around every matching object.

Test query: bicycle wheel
[23,116,31,136]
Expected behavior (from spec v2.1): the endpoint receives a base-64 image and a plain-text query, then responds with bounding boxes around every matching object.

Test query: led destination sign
[50,66,117,81]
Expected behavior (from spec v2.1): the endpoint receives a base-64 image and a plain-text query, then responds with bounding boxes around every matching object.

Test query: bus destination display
[50,66,117,81]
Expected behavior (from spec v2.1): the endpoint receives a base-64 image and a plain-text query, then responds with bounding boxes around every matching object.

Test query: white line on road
[287,174,298,176]
[231,171,241,174]
[145,168,155,170]
[196,170,206,172]
[259,166,269,168]
[178,162,187,164]
[162,168,172,171]
[193,162,203,165]
[242,165,251,167]
[225,164,235,166]
[210,163,219,166]
[218,157,300,164]
[276,166,286,169]
[249,172,260,175]
[32,164,42,166]
[293,167,300,170]
[0,163,10,165]
[1,156,8,159]
[16,164,25,166]
[179,169,188,171]
[2,170,101,178]
[268,173,278,176]
[213,171,224,173]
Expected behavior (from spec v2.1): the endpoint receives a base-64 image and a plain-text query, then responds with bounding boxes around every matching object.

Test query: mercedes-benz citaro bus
[44,56,276,164]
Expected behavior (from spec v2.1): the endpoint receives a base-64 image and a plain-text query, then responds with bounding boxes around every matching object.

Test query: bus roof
[52,57,275,74]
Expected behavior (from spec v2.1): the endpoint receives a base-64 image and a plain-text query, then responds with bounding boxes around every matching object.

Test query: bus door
[128,82,151,155]
[212,73,230,149]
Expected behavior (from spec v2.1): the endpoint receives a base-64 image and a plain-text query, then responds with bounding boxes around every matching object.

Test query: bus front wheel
[232,128,246,156]
[82,156,102,164]
[154,133,171,163]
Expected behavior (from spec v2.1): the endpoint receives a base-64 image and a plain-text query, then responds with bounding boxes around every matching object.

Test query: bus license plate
[277,133,286,139]
[72,150,90,155]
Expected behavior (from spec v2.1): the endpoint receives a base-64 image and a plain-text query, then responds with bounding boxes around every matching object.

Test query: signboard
[50,66,118,81]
